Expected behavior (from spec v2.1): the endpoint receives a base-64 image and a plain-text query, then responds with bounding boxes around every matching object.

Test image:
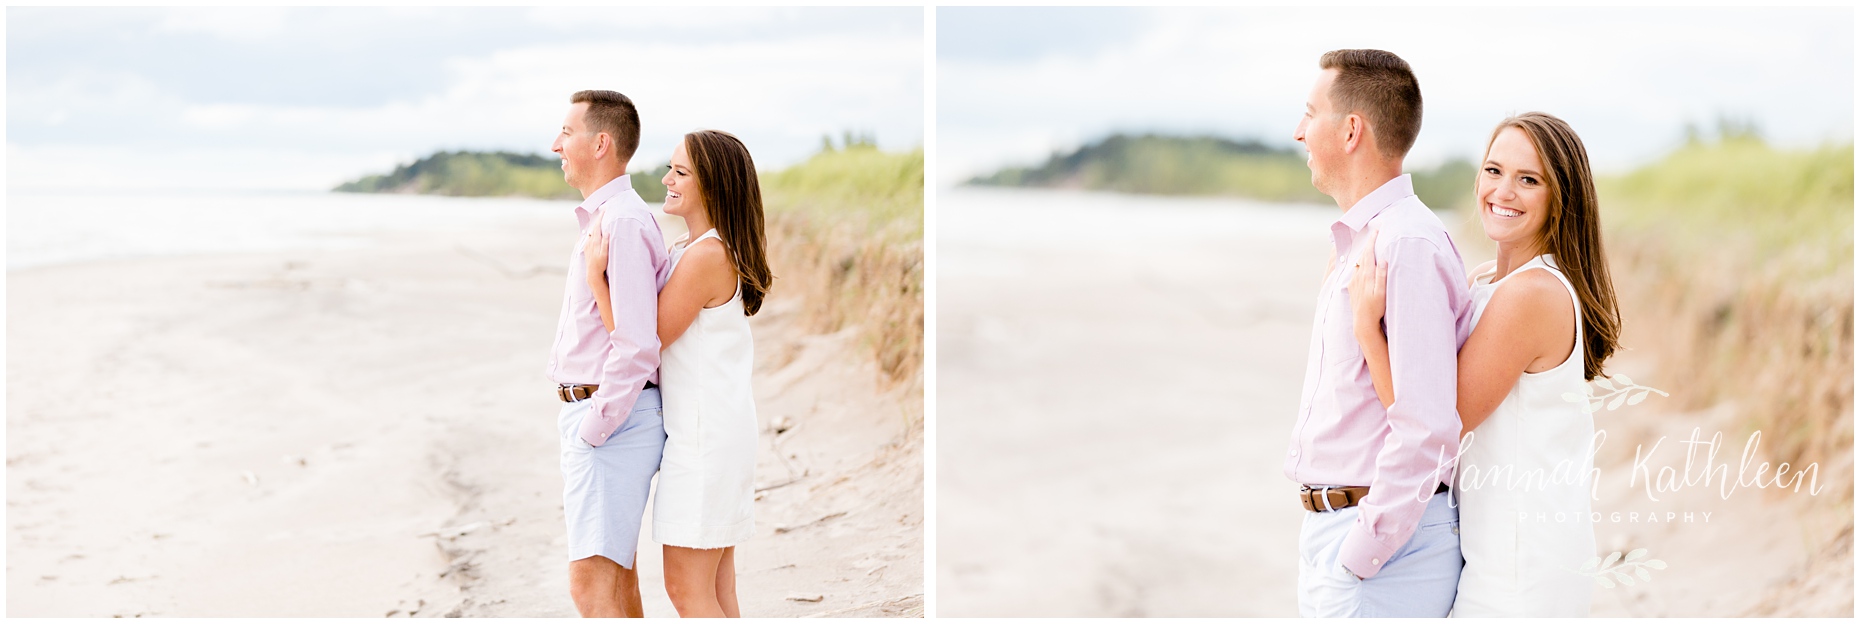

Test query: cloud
[937,6,1853,186]
[150,6,290,42]
[6,7,923,191]
[936,7,1147,62]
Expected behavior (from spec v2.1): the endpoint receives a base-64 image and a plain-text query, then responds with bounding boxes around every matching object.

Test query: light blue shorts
[1297,490,1462,617]
[558,388,665,568]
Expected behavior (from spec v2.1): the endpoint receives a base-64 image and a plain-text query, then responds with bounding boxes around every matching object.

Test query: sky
[6,7,924,192]
[937,6,1854,187]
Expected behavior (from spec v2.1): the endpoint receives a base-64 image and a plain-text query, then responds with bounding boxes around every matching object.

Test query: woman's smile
[661,142,698,217]
[1477,126,1551,246]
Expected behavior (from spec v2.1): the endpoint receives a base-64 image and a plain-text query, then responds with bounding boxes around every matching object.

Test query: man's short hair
[570,90,641,164]
[1318,49,1422,160]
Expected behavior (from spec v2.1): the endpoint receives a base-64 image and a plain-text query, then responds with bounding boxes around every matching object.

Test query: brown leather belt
[556,381,656,403]
[1301,483,1450,512]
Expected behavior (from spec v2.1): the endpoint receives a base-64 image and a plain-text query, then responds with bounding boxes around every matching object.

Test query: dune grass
[760,145,925,384]
[1597,137,1853,489]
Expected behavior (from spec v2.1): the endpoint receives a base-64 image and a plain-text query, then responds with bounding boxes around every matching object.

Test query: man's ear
[1342,114,1365,155]
[594,132,612,160]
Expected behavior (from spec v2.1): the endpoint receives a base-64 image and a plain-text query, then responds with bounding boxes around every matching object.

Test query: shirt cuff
[1338,520,1399,579]
[577,394,633,448]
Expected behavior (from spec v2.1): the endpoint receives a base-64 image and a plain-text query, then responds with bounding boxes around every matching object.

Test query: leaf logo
[1575,548,1668,588]
[1562,374,1669,414]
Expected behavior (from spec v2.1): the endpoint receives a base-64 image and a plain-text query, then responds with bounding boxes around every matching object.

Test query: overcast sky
[7,7,923,192]
[938,6,1854,186]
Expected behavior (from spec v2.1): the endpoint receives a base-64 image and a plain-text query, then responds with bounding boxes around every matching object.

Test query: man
[1286,49,1474,617]
[546,89,671,618]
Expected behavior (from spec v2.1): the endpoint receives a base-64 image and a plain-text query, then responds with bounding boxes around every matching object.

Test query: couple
[545,89,770,618]
[1286,50,1621,617]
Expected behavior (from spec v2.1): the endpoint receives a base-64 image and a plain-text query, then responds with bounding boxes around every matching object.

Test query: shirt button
[1290,449,1300,457]
[1371,558,1380,566]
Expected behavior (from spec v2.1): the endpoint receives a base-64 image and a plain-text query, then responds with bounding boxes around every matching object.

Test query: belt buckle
[557,385,572,402]
[1300,485,1337,512]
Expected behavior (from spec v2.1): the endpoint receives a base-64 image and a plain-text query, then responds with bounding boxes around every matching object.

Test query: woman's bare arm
[656,239,738,349]
[1348,231,1396,408]
[584,224,617,333]
[1358,324,1395,410]
[1453,269,1575,436]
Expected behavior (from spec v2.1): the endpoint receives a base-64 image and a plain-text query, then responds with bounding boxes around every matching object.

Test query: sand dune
[7,211,922,617]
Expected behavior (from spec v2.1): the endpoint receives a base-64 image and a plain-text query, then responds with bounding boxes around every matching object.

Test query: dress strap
[691,228,722,245]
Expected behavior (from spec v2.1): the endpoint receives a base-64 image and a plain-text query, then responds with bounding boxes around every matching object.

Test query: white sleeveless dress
[1452,255,1597,617]
[652,229,758,548]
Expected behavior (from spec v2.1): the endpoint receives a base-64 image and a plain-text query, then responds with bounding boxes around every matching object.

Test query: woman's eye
[1520,176,1537,185]
[1484,167,1500,175]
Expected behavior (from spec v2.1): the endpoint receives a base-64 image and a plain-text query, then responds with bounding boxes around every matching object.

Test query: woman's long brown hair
[684,130,774,315]
[1482,112,1621,381]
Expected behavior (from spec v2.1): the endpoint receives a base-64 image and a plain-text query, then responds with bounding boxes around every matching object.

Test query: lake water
[938,186,1337,247]
[7,190,584,270]
[937,186,1339,282]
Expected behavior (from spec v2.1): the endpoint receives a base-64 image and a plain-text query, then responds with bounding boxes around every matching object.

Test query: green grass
[1601,138,1855,265]
[764,145,925,231]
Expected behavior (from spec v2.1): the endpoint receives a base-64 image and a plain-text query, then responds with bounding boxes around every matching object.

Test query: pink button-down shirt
[1286,174,1474,579]
[547,174,671,447]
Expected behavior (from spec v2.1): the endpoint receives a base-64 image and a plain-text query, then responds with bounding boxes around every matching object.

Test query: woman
[585,129,773,617]
[1349,112,1620,616]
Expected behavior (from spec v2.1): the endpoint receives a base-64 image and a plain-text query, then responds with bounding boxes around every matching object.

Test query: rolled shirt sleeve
[577,216,663,447]
[1337,236,1463,578]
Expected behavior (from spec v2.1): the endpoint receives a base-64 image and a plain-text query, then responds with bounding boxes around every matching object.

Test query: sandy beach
[7,202,923,617]
[935,186,1851,617]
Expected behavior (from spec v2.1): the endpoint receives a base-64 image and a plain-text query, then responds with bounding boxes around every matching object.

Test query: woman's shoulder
[679,236,731,270]
[1487,266,1575,321]
[677,235,740,294]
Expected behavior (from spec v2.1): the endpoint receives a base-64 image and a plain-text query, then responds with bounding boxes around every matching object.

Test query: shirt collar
[1336,174,1415,233]
[575,174,634,215]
